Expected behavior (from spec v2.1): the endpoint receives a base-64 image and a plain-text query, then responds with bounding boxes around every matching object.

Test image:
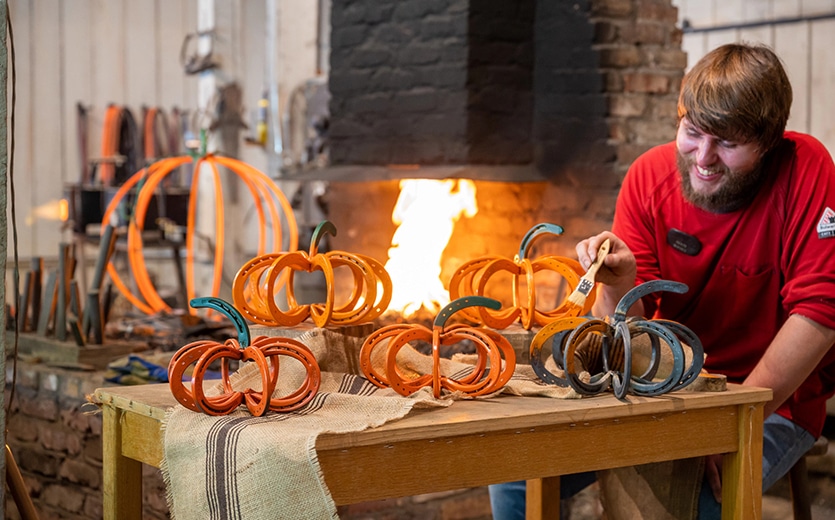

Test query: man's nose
[695,140,716,166]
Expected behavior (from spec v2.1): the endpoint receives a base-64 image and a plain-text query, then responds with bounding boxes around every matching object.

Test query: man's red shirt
[613,132,835,436]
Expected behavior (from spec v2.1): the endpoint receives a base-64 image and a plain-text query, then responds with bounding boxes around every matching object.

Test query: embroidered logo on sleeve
[818,207,835,238]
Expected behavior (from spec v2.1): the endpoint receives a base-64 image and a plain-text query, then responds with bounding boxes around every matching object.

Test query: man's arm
[744,314,835,417]
[705,313,835,501]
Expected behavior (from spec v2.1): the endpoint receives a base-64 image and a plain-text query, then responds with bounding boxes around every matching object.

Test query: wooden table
[95,383,771,520]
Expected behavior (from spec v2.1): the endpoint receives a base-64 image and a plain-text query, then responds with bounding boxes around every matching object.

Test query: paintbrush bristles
[566,239,611,307]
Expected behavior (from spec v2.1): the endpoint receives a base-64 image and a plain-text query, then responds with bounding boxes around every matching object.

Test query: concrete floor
[762,495,835,520]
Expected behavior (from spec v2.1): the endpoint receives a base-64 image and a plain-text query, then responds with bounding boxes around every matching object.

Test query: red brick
[592,0,633,18]
[41,484,85,513]
[631,117,677,143]
[83,495,103,520]
[38,423,83,456]
[599,46,642,68]
[594,20,621,43]
[617,142,656,164]
[18,394,59,421]
[637,0,678,22]
[610,93,648,117]
[653,48,688,70]
[623,72,671,93]
[631,21,668,44]
[58,458,101,488]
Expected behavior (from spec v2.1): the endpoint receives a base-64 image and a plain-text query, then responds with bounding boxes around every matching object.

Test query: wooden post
[722,402,764,519]
[102,405,143,520]
[527,477,561,520]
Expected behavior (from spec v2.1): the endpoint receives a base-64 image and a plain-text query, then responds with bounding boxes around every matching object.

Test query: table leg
[102,405,144,520]
[526,476,560,520]
[721,402,764,520]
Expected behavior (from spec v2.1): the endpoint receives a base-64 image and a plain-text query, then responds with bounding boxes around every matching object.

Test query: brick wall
[328,0,683,183]
[329,0,537,166]
[3,362,168,520]
[324,0,684,283]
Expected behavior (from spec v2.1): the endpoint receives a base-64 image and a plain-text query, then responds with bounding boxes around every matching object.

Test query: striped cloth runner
[161,328,576,520]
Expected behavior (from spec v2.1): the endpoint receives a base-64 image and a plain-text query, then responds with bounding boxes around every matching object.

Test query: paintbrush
[565,238,611,310]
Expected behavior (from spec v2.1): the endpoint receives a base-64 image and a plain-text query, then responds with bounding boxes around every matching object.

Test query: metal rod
[682,12,835,33]
[6,445,40,520]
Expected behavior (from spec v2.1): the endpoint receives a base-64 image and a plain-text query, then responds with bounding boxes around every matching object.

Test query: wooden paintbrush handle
[585,239,610,278]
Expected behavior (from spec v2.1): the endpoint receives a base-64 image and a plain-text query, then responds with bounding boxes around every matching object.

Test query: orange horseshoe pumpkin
[101,153,298,316]
[168,297,320,416]
[448,223,593,329]
[359,297,516,398]
[232,221,392,328]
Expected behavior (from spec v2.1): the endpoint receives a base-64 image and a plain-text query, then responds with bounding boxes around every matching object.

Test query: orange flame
[384,179,477,315]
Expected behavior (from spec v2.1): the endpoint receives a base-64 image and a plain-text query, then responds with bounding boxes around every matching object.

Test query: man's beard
[676,153,766,213]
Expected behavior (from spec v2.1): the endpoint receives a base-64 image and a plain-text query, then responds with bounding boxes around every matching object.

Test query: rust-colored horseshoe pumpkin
[360,297,516,398]
[448,223,594,330]
[168,297,321,416]
[232,221,392,328]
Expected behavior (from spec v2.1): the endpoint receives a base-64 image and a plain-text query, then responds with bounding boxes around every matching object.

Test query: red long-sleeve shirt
[613,132,835,436]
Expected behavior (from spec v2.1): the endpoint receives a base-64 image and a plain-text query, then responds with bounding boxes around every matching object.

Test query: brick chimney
[321,0,685,298]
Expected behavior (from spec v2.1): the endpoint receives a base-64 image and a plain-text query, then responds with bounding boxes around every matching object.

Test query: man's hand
[575,231,637,286]
[575,232,640,316]
[705,453,723,503]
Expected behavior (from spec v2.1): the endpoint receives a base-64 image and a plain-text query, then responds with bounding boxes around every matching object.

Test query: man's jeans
[488,471,597,520]
[488,413,815,520]
[697,413,815,519]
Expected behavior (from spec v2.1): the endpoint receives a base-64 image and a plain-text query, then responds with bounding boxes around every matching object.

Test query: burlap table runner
[161,327,706,519]
[161,328,577,519]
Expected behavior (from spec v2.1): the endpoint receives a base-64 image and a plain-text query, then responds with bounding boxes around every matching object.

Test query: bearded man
[577,42,835,518]
[491,43,835,520]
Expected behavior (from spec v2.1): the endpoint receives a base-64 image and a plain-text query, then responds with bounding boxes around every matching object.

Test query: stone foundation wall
[3,361,168,520]
[2,360,496,520]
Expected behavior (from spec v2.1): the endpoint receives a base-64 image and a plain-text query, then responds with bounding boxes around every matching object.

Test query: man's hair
[677,43,792,152]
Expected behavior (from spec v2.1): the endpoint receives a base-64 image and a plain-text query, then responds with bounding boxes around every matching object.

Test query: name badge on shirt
[667,228,702,256]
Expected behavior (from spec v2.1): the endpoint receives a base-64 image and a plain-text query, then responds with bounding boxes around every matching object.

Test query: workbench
[95,383,771,519]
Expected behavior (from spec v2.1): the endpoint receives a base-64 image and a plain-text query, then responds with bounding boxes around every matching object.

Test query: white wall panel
[8,0,33,258]
[62,0,93,186]
[802,0,835,15]
[91,0,126,108]
[775,23,810,133]
[158,1,190,109]
[675,0,714,27]
[743,0,771,21]
[738,26,772,45]
[681,32,708,69]
[809,19,835,153]
[238,0,268,172]
[31,0,64,258]
[714,0,744,24]
[706,28,740,49]
[125,2,158,115]
[773,0,804,17]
